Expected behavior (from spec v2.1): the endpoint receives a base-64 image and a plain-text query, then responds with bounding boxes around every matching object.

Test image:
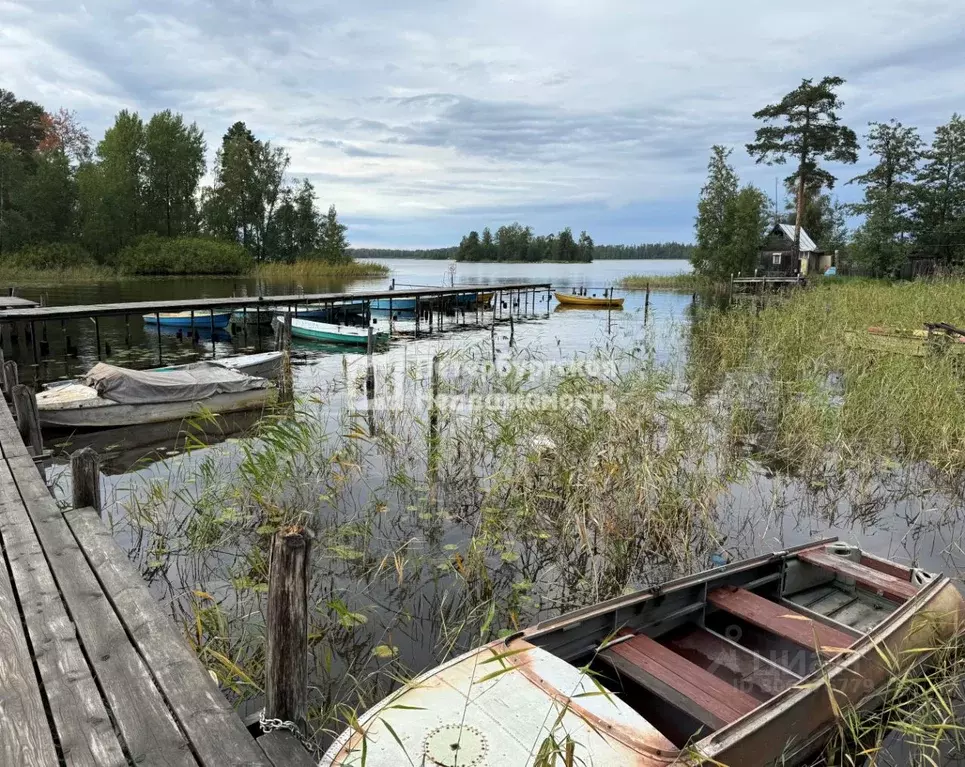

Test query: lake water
[12,258,963,761]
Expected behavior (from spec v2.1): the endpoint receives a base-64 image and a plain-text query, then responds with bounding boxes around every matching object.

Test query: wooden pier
[0,400,314,766]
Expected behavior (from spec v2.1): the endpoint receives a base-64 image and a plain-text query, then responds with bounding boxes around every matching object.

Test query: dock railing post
[70,447,101,513]
[266,526,312,735]
[3,359,18,398]
[12,384,42,456]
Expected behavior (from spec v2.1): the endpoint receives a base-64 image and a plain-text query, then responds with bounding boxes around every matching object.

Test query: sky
[2,0,964,248]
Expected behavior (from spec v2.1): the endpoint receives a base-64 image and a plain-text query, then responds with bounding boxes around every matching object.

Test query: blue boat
[143,310,233,329]
[371,297,418,311]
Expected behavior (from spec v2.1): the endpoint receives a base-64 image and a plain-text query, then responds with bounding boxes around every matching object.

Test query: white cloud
[2,0,964,245]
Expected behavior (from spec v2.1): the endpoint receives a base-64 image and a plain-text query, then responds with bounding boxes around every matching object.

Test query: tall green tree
[480,227,495,260]
[692,145,739,275]
[202,123,290,260]
[457,230,482,261]
[910,114,965,262]
[692,146,769,277]
[578,230,594,261]
[20,150,75,245]
[0,89,45,154]
[317,204,349,264]
[747,76,859,257]
[143,110,205,237]
[848,120,922,275]
[92,110,146,252]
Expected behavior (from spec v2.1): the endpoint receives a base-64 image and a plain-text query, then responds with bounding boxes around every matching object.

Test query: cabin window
[772,254,782,265]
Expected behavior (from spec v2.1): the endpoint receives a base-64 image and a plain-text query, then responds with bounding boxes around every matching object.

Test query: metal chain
[258,713,320,758]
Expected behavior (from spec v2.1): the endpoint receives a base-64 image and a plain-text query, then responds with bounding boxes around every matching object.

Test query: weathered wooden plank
[0,402,30,458]
[859,552,913,581]
[602,632,759,730]
[798,549,919,603]
[256,732,316,767]
[708,586,856,657]
[0,495,59,765]
[4,458,197,766]
[64,508,271,767]
[0,284,552,323]
[667,628,798,701]
[0,460,127,767]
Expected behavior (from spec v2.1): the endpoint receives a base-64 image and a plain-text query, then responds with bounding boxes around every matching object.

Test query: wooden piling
[265,527,312,733]
[3,359,18,397]
[509,313,515,347]
[366,327,375,399]
[12,384,42,456]
[70,448,101,512]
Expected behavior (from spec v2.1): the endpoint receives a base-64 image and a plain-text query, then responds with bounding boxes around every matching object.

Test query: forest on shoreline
[0,87,373,276]
[352,240,693,261]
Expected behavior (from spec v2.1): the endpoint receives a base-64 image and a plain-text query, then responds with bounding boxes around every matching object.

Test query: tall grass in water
[620,273,713,291]
[689,279,965,478]
[254,259,389,280]
[107,290,965,764]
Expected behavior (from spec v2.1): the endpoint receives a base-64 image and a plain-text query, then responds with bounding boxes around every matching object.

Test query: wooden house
[758,223,831,276]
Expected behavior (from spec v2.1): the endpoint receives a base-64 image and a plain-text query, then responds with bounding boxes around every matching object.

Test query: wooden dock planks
[0,398,283,766]
[65,508,271,767]
[0,459,127,767]
[0,283,552,323]
[708,586,856,657]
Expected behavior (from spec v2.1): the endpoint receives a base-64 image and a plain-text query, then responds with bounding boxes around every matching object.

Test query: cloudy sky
[2,0,963,247]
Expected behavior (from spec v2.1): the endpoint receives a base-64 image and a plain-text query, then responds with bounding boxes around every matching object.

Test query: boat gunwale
[695,572,960,758]
[522,537,838,641]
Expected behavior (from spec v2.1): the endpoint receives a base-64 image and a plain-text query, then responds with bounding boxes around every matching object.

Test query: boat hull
[321,539,964,767]
[143,311,233,328]
[289,318,388,346]
[38,387,272,429]
[554,291,624,308]
[846,328,965,357]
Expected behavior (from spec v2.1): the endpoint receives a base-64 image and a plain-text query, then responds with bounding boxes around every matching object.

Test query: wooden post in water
[606,288,612,334]
[12,385,42,456]
[414,297,420,338]
[366,327,375,400]
[70,448,101,513]
[3,360,18,398]
[491,317,496,361]
[509,313,515,348]
[645,282,651,316]
[265,527,312,734]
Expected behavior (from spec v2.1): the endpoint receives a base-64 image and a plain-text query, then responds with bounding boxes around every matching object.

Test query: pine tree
[911,114,965,262]
[747,76,858,257]
[848,120,922,275]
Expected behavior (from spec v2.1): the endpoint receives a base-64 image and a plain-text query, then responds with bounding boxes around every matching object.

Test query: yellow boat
[553,291,624,309]
[846,327,965,357]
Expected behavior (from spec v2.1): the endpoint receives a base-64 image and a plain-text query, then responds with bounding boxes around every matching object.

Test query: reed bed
[620,273,714,291]
[103,282,965,764]
[253,259,389,280]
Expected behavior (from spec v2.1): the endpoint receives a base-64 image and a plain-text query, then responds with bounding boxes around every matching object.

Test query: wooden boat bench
[797,548,919,603]
[600,631,761,730]
[707,586,856,657]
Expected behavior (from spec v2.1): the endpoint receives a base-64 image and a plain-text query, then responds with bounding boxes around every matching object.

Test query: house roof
[773,223,817,252]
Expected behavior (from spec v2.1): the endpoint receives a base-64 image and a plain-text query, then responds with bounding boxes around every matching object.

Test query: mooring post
[70,447,101,513]
[491,318,496,362]
[607,288,612,334]
[366,327,375,400]
[428,353,440,478]
[12,384,42,456]
[284,311,292,352]
[3,359,18,398]
[266,527,312,734]
[645,282,651,315]
[509,313,515,347]
[414,298,420,338]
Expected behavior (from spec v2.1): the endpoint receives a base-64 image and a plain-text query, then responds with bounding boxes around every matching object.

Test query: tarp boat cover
[83,362,269,404]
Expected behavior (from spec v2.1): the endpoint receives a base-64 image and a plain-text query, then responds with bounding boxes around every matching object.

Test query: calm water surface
[17,258,962,761]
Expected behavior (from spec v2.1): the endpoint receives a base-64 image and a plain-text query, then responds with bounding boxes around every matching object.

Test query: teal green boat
[289,317,388,346]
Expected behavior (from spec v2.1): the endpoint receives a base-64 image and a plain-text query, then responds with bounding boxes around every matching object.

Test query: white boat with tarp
[37,361,273,428]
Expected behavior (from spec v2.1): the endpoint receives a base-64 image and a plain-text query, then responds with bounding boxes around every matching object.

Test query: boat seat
[600,631,760,731]
[707,586,855,657]
[797,549,919,603]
